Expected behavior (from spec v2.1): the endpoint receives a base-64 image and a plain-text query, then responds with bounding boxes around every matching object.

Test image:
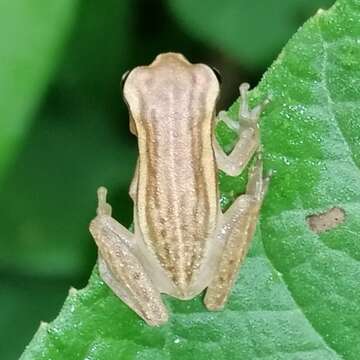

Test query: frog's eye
[121,70,130,89]
[210,66,222,84]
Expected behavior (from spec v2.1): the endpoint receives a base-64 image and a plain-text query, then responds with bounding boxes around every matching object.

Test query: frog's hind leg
[90,187,168,326]
[204,154,270,310]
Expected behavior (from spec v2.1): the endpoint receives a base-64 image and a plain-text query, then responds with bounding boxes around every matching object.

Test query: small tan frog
[90,53,269,326]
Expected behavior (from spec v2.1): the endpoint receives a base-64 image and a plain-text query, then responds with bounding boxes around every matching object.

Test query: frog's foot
[214,83,269,177]
[96,186,112,216]
[246,150,271,199]
[216,83,269,131]
[90,189,168,326]
[204,153,270,310]
[217,110,239,132]
[238,82,270,125]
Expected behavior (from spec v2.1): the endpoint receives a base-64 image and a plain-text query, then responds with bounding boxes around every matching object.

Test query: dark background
[0,0,334,358]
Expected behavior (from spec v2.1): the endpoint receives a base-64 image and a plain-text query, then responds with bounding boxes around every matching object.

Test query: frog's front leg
[204,155,270,310]
[89,187,168,326]
[214,83,269,176]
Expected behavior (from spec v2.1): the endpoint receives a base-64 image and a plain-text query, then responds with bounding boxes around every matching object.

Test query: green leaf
[168,0,334,69]
[21,0,360,358]
[0,112,135,277]
[0,276,70,360]
[0,0,79,183]
[0,0,136,277]
[58,0,135,106]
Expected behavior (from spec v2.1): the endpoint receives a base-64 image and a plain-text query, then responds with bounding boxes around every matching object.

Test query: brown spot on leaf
[307,207,345,234]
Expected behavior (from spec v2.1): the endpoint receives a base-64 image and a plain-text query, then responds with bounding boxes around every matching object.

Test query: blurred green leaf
[0,111,135,277]
[59,0,134,106]
[0,276,70,360]
[21,0,360,358]
[0,0,136,278]
[168,0,334,69]
[0,0,79,183]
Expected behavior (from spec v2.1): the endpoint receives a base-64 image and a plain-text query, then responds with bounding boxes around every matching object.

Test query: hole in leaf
[307,207,345,234]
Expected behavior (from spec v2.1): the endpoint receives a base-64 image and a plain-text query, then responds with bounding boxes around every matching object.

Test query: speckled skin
[90,53,269,326]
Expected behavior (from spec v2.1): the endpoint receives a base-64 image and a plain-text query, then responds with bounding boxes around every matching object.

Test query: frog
[90,53,270,326]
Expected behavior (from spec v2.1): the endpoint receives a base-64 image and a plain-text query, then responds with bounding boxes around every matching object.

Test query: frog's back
[123,53,220,297]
